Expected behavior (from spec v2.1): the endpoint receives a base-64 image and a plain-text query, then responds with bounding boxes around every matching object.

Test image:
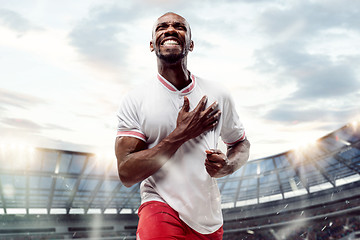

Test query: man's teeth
[163,40,179,46]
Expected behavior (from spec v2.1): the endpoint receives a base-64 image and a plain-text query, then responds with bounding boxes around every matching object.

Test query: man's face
[150,13,194,64]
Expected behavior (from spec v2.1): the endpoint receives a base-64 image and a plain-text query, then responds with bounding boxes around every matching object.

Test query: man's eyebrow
[173,22,187,28]
[156,21,187,29]
[155,22,167,29]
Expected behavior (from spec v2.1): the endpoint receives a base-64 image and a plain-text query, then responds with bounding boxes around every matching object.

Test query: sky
[0,0,359,160]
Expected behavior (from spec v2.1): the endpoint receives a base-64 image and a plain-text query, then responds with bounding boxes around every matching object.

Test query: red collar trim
[157,73,196,94]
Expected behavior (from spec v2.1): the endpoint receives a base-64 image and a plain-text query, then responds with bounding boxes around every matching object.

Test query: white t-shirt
[116,73,246,234]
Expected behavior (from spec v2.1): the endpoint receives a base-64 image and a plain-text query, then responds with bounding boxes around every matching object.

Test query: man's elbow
[243,139,251,161]
[241,139,250,156]
[117,164,136,188]
[121,178,136,188]
[243,138,251,149]
[118,172,136,188]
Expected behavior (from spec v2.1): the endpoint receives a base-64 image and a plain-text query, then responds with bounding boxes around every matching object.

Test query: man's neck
[157,59,191,91]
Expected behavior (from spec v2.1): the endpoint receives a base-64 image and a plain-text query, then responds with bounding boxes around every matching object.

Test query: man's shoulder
[117,78,156,109]
[123,79,156,98]
[195,75,230,97]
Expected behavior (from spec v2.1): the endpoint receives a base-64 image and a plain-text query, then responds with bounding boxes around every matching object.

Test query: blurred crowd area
[224,216,360,240]
[225,196,360,228]
[223,195,360,240]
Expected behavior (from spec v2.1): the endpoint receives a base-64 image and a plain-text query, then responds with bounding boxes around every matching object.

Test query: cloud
[187,14,233,35]
[292,64,359,99]
[45,123,72,132]
[1,118,43,132]
[0,118,72,134]
[265,103,358,124]
[252,0,360,73]
[0,126,93,152]
[258,1,360,39]
[68,3,149,69]
[252,1,360,102]
[0,88,45,110]
[69,18,127,68]
[0,8,43,36]
[253,41,360,100]
[252,42,310,73]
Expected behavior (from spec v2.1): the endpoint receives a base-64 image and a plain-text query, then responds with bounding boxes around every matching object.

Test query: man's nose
[164,25,177,36]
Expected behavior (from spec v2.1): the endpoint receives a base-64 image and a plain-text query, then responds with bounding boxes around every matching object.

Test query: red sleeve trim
[117,131,147,141]
[224,132,246,146]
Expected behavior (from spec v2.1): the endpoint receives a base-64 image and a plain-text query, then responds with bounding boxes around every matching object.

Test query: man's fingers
[206,157,226,165]
[205,160,223,170]
[204,101,219,116]
[203,101,220,128]
[182,96,190,112]
[203,110,221,128]
[206,149,222,155]
[205,151,226,166]
[202,119,219,133]
[194,95,208,112]
[186,96,219,119]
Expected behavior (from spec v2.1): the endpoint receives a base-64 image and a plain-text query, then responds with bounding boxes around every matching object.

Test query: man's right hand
[176,96,221,141]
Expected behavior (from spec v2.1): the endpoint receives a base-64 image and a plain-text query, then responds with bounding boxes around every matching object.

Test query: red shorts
[136,201,223,240]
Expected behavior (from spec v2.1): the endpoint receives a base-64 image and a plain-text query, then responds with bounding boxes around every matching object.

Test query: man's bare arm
[115,131,186,187]
[205,138,250,178]
[115,96,221,187]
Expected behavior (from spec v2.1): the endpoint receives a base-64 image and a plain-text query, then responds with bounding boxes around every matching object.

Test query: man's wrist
[167,127,188,146]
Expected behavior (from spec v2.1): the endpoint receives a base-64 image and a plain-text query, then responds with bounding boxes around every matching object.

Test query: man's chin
[157,52,185,64]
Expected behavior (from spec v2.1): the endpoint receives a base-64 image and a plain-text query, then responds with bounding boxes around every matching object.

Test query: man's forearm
[228,139,250,170]
[116,128,188,187]
[216,139,250,178]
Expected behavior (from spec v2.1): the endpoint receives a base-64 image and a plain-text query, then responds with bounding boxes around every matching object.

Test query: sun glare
[291,139,319,165]
[0,140,36,171]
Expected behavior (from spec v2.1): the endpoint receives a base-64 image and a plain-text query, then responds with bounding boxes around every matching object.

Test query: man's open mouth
[162,39,180,46]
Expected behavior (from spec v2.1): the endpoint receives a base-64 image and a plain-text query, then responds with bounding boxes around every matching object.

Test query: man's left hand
[205,149,228,178]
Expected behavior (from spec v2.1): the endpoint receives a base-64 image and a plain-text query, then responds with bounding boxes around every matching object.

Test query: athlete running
[115,12,250,240]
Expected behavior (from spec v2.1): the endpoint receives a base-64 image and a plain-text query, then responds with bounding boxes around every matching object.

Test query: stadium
[0,120,359,240]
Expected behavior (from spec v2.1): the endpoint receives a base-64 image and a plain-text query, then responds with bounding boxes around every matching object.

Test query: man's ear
[189,40,194,52]
[150,40,154,52]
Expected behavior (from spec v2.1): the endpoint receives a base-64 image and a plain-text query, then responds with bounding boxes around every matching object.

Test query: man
[115,12,250,240]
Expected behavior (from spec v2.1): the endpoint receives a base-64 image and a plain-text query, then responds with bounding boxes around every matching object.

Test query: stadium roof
[0,121,359,215]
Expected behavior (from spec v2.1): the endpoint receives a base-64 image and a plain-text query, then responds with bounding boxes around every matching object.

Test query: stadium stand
[0,120,359,239]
